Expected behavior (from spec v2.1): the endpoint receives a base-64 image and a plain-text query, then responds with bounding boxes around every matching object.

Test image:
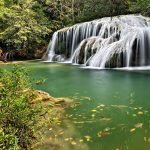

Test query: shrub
[0,65,40,150]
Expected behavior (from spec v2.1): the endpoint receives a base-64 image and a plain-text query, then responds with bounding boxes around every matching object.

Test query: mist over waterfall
[43,15,150,68]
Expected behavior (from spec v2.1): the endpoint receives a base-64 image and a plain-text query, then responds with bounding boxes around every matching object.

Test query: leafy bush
[0,65,40,150]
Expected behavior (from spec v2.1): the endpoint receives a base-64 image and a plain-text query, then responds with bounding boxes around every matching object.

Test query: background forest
[0,0,150,58]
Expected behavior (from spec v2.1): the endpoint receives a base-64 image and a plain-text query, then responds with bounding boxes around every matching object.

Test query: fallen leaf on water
[65,138,69,141]
[104,127,111,132]
[91,109,97,112]
[71,141,77,145]
[99,104,105,107]
[79,139,83,142]
[134,123,143,128]
[132,114,137,117]
[130,128,136,132]
[91,114,95,117]
[81,96,91,100]
[65,138,72,141]
[100,117,112,121]
[137,111,144,115]
[98,131,110,137]
[144,137,147,142]
[84,135,91,141]
[59,131,64,135]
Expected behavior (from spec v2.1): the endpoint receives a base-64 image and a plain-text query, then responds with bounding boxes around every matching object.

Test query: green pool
[1,61,150,150]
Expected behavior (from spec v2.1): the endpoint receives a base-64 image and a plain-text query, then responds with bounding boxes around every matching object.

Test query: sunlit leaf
[79,139,83,142]
[98,131,110,137]
[91,109,97,112]
[84,135,91,141]
[104,127,111,132]
[134,123,143,128]
[130,128,136,132]
[71,141,77,145]
[137,111,144,115]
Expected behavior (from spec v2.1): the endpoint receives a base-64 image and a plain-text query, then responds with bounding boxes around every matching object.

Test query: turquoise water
[1,62,150,150]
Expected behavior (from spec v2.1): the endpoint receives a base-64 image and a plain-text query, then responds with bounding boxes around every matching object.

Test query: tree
[129,0,150,16]
[77,0,129,21]
[0,0,53,53]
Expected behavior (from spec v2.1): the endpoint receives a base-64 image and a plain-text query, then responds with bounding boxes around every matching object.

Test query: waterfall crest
[43,15,150,68]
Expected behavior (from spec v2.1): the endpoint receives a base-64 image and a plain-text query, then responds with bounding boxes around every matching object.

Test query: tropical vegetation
[0,0,150,57]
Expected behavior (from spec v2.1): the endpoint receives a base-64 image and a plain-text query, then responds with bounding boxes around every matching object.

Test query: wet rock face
[44,15,150,68]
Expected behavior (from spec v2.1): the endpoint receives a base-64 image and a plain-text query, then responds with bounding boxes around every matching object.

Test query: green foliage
[0,0,53,52]
[129,0,150,16]
[0,65,40,149]
[76,0,129,22]
[0,0,149,57]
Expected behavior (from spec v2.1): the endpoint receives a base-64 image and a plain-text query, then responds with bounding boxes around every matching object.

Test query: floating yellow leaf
[65,138,69,141]
[79,139,83,142]
[130,128,136,132]
[134,123,143,128]
[91,109,97,112]
[71,141,77,145]
[84,135,91,141]
[137,111,144,115]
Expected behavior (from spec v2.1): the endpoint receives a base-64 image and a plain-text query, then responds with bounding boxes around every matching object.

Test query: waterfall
[43,14,150,68]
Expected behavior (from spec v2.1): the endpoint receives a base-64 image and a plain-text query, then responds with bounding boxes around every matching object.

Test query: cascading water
[43,14,150,69]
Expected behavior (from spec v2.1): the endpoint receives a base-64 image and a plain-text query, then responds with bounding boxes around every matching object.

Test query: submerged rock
[32,90,74,108]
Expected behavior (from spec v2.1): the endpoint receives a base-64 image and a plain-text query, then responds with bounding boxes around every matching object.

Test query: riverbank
[32,90,78,150]
[0,64,78,150]
[0,60,24,65]
[0,59,41,65]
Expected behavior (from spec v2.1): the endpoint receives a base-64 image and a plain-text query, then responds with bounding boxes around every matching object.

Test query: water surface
[1,62,150,150]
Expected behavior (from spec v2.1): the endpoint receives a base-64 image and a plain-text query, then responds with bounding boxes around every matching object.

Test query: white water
[44,15,150,69]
